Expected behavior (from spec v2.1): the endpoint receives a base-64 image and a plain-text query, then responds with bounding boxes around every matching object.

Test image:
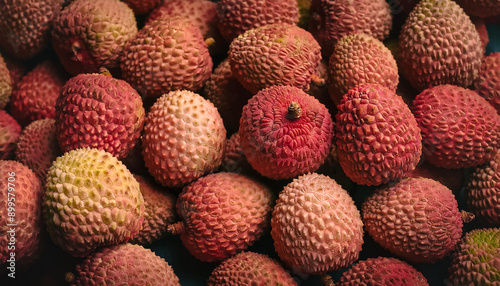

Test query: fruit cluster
[0,0,499,285]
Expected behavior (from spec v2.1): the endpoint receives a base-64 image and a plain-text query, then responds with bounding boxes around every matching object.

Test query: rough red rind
[271,173,363,275]
[3,56,25,91]
[412,84,500,169]
[175,172,273,262]
[121,0,161,15]
[467,151,500,226]
[448,228,500,285]
[454,0,500,18]
[0,161,44,272]
[43,148,145,257]
[0,53,12,109]
[0,0,64,59]
[72,243,180,286]
[335,83,422,186]
[229,24,322,94]
[475,52,500,114]
[51,0,137,75]
[216,0,299,43]
[220,133,256,176]
[55,72,145,159]
[398,0,483,91]
[0,110,21,160]
[142,90,226,188]
[120,16,212,99]
[130,174,177,245]
[362,177,463,263]
[338,257,429,286]
[328,33,399,105]
[15,119,63,182]
[10,60,67,127]
[239,85,333,180]
[206,251,297,286]
[308,0,392,59]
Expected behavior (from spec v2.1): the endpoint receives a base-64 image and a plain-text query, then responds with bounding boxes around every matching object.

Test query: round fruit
[121,0,160,15]
[271,173,364,275]
[0,110,21,160]
[43,148,144,257]
[239,85,333,180]
[0,53,12,109]
[454,0,500,18]
[475,52,500,114]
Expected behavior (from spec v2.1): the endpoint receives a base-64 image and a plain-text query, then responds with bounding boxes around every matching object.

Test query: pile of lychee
[0,0,499,285]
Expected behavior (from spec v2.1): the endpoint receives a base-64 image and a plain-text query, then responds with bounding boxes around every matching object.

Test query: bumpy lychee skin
[0,0,64,59]
[0,161,44,272]
[121,16,212,99]
[216,0,300,43]
[206,251,297,286]
[239,85,333,180]
[335,83,422,186]
[412,84,500,169]
[328,33,399,105]
[308,0,392,58]
[0,110,21,160]
[271,173,364,275]
[220,133,256,176]
[229,24,322,94]
[171,172,273,262]
[338,257,429,286]
[72,243,180,286]
[10,60,67,127]
[448,228,500,285]
[362,177,463,263]
[43,148,145,257]
[475,52,500,114]
[398,0,483,91]
[121,0,161,15]
[0,53,12,109]
[142,90,226,188]
[454,0,500,18]
[466,151,500,226]
[15,119,63,182]
[51,0,138,75]
[130,174,177,245]
[55,72,145,159]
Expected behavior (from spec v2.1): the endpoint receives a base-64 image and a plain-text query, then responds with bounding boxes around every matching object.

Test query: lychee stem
[310,74,326,87]
[320,274,335,286]
[99,67,112,77]
[205,37,215,47]
[460,210,475,223]
[287,102,302,120]
[167,221,186,235]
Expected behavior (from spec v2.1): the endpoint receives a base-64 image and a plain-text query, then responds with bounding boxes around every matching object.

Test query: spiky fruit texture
[229,24,322,94]
[206,251,297,286]
[412,84,500,169]
[216,0,299,43]
[271,173,363,275]
[120,16,212,99]
[43,148,144,257]
[202,58,253,134]
[338,257,429,286]
[142,90,226,188]
[455,0,500,18]
[10,60,67,127]
[239,85,333,180]
[55,72,145,159]
[0,53,12,109]
[328,33,399,105]
[0,110,21,160]
[220,133,255,176]
[121,0,160,15]
[130,174,177,245]
[475,52,500,114]
[51,0,137,75]
[467,151,500,226]
[362,177,463,263]
[308,0,392,58]
[448,228,500,285]
[173,172,273,262]
[72,243,180,286]
[398,0,483,91]
[15,119,62,182]
[335,84,422,186]
[0,0,64,59]
[0,161,44,272]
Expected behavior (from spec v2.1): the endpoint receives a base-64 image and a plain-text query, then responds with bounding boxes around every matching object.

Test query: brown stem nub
[320,274,335,286]
[287,102,302,120]
[205,37,215,47]
[65,272,75,283]
[167,221,185,235]
[461,210,475,223]
[310,74,326,87]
